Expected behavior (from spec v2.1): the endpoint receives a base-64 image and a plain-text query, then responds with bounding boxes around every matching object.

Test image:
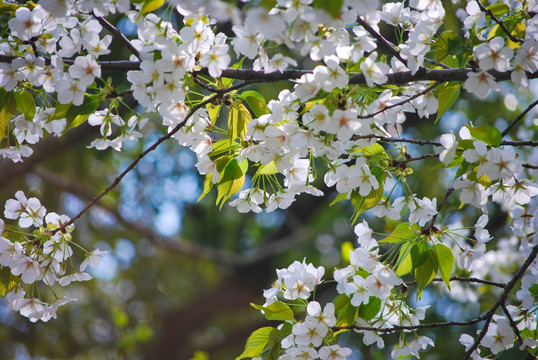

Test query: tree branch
[476,0,524,44]
[1,54,537,85]
[333,313,489,333]
[501,99,538,137]
[405,276,506,288]
[50,80,258,235]
[357,83,440,119]
[463,243,538,360]
[92,12,141,60]
[356,17,406,64]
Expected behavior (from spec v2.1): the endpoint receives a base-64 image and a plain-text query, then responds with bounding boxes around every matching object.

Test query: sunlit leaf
[236,327,277,360]
[433,243,454,290]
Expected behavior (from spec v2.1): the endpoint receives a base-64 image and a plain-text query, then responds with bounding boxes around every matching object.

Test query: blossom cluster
[0,191,104,322]
[0,0,536,358]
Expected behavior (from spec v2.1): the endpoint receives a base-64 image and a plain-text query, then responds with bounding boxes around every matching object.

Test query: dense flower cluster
[0,0,536,358]
[0,191,105,322]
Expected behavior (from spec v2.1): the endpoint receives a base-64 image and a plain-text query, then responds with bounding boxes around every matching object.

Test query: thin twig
[353,134,442,146]
[356,17,406,64]
[500,302,524,344]
[523,163,538,169]
[50,80,258,235]
[333,313,489,333]
[463,244,538,359]
[501,140,538,146]
[399,153,439,164]
[357,83,440,119]
[428,187,455,232]
[405,276,506,288]
[476,0,524,44]
[92,12,141,60]
[501,99,538,137]
[192,73,219,93]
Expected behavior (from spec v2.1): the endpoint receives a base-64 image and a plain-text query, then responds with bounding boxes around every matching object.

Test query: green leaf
[228,103,251,141]
[433,31,461,63]
[435,83,461,123]
[14,90,36,120]
[464,125,502,146]
[141,0,164,14]
[379,223,419,244]
[395,243,414,276]
[358,297,381,321]
[0,90,16,140]
[236,327,277,360]
[256,161,278,176]
[351,182,385,224]
[414,249,438,298]
[528,284,538,297]
[330,192,348,206]
[216,158,248,208]
[206,101,221,125]
[251,301,295,321]
[486,3,509,17]
[334,294,357,328]
[313,0,343,17]
[260,322,292,360]
[190,351,209,360]
[341,241,354,264]
[259,0,277,9]
[410,241,431,269]
[197,174,214,202]
[240,90,269,118]
[210,139,240,159]
[222,58,244,87]
[433,243,454,290]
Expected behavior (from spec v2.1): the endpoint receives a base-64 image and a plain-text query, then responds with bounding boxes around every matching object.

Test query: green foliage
[464,124,502,146]
[435,83,461,123]
[228,103,251,141]
[0,89,16,140]
[240,90,270,118]
[379,223,420,244]
[414,249,439,298]
[358,297,381,321]
[216,158,248,208]
[433,243,455,290]
[313,0,344,17]
[251,302,295,321]
[236,327,278,360]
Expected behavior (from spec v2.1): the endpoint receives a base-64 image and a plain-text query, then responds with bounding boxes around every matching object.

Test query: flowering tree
[0,0,537,358]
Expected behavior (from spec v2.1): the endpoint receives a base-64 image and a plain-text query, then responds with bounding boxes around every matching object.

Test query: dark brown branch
[501,99,538,137]
[1,54,537,85]
[501,140,538,146]
[357,83,440,119]
[333,313,489,333]
[405,276,506,288]
[92,12,141,60]
[353,134,442,146]
[463,243,538,359]
[399,153,438,164]
[356,17,406,64]
[476,0,524,44]
[50,80,257,235]
[427,187,455,232]
[32,167,243,265]
[523,163,538,169]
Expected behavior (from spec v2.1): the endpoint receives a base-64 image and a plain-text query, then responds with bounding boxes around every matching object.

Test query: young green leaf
[236,327,278,360]
[415,249,438,298]
[251,301,295,321]
[379,223,419,244]
[216,158,248,208]
[14,90,36,120]
[463,125,502,146]
[435,83,460,123]
[358,296,381,321]
[228,103,252,141]
[240,90,269,118]
[433,243,455,290]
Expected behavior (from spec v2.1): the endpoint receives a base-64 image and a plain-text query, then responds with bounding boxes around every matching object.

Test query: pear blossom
[474,37,513,72]
[361,52,389,87]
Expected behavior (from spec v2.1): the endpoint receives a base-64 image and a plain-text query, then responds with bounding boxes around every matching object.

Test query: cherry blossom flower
[464,71,500,99]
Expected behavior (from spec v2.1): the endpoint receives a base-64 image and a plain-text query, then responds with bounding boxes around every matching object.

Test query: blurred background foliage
[0,1,536,359]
